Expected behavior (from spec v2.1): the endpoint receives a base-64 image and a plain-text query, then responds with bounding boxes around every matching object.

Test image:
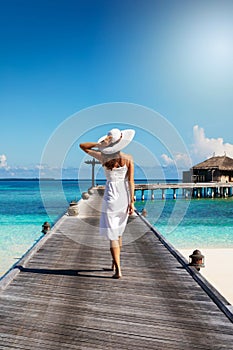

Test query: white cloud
[0,160,77,179]
[161,153,191,169]
[35,164,45,170]
[161,154,174,166]
[191,125,233,162]
[0,154,8,168]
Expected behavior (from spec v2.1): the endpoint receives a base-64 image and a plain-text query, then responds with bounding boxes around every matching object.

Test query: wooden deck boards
[1,194,233,349]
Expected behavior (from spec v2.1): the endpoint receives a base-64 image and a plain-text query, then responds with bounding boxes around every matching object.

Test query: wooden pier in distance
[134,182,233,200]
[1,189,233,349]
[96,182,233,200]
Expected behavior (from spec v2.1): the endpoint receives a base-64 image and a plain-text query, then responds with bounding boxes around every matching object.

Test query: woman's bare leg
[111,236,122,271]
[118,236,122,250]
[110,240,122,278]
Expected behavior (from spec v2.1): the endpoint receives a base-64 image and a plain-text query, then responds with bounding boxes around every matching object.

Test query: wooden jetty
[134,182,233,200]
[96,182,233,200]
[1,190,233,349]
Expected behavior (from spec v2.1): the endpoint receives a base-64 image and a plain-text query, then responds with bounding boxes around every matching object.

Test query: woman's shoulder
[120,152,133,166]
[121,152,133,160]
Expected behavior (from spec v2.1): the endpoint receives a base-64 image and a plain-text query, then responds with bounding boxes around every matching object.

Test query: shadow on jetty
[15,265,113,279]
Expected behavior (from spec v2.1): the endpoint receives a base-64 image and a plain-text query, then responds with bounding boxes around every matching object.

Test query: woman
[80,128,135,278]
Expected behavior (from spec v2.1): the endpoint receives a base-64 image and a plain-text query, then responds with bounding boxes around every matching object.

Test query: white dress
[99,164,130,241]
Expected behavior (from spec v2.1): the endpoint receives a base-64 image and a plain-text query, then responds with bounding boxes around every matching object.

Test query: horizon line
[0,177,182,181]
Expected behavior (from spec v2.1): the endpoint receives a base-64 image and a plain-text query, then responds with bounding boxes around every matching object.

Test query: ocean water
[136,197,233,249]
[0,179,85,277]
[0,180,233,278]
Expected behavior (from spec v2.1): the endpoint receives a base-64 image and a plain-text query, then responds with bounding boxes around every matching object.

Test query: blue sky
[1,0,233,179]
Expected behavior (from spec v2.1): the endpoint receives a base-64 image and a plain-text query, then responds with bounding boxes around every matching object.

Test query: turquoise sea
[0,179,233,278]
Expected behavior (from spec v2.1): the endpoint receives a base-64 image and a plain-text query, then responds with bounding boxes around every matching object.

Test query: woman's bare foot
[112,266,122,279]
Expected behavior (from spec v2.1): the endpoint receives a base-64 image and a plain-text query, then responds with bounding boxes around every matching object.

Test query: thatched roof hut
[193,155,233,171]
[191,155,233,182]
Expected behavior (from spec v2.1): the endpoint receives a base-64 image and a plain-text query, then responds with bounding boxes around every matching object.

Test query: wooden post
[141,190,145,201]
[85,158,101,188]
[203,187,207,198]
[162,189,165,200]
[229,187,233,197]
[151,190,155,200]
[173,189,176,199]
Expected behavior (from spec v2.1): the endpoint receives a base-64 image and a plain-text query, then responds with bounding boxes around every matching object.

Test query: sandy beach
[180,249,233,305]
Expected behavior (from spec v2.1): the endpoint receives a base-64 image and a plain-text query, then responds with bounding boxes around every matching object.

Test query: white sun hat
[98,128,135,154]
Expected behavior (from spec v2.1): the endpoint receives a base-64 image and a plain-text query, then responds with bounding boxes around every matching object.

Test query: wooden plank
[1,191,233,349]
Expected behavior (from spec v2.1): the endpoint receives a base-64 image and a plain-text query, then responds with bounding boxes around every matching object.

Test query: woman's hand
[128,202,135,215]
[99,135,112,148]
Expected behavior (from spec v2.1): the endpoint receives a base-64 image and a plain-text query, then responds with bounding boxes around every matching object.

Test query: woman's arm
[127,155,135,215]
[79,142,103,162]
[79,136,113,162]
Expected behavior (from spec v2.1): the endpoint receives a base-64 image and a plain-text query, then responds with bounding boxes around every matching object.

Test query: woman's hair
[102,151,122,170]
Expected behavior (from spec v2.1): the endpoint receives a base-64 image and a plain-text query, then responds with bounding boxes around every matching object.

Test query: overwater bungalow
[191,155,233,183]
